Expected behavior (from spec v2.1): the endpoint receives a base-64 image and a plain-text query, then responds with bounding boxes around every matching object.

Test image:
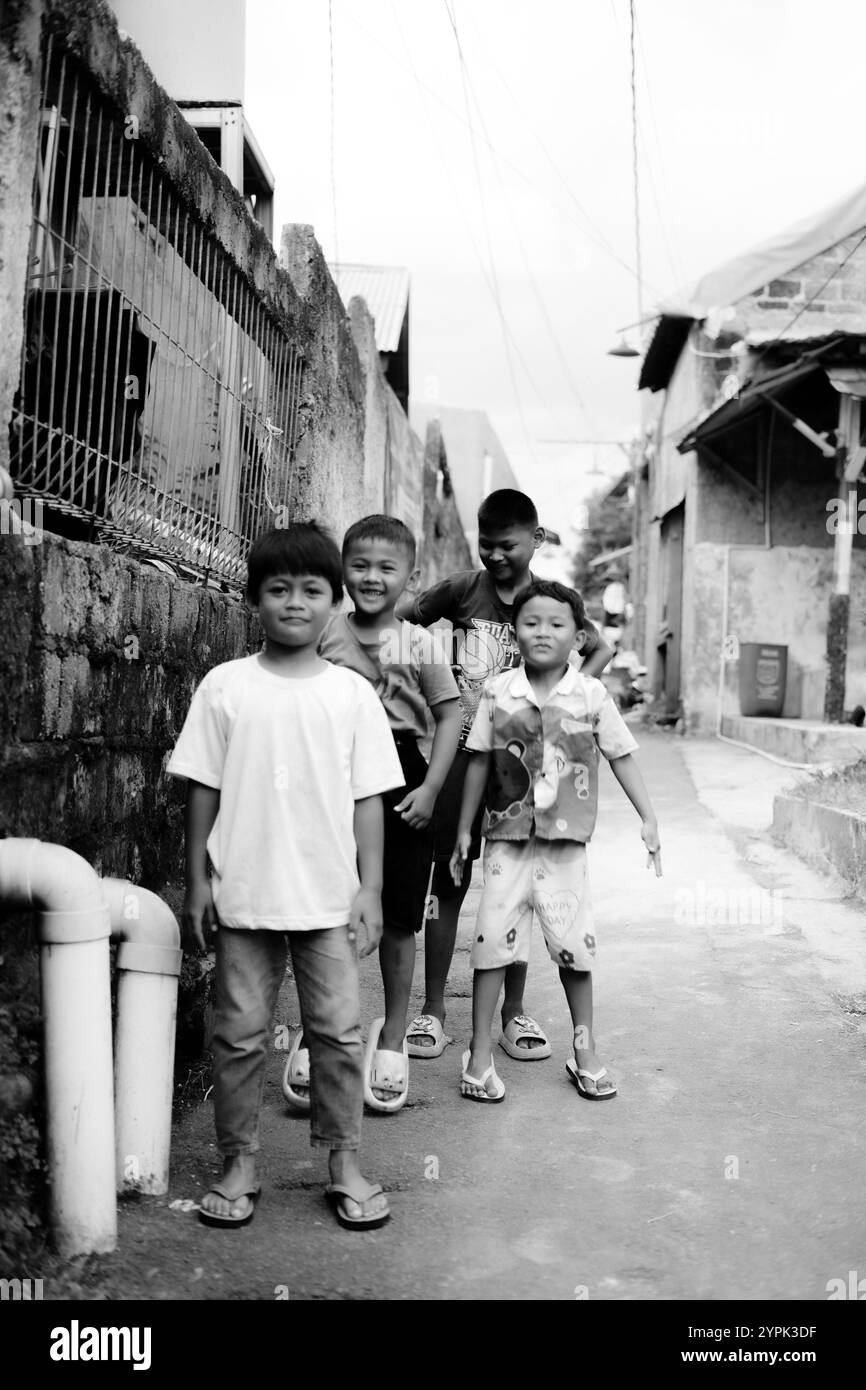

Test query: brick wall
[737,230,866,328]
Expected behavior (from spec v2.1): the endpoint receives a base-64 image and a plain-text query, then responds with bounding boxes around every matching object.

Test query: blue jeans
[210,925,363,1154]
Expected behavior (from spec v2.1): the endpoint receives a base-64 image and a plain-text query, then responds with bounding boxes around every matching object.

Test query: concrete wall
[419,419,474,585]
[686,541,866,730]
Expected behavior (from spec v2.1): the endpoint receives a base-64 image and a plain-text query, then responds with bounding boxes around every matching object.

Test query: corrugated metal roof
[329,263,409,353]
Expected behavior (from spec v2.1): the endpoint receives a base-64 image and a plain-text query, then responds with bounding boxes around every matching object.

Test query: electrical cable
[447,8,595,434]
[327,0,340,269]
[341,4,657,296]
[629,0,643,327]
[441,0,538,465]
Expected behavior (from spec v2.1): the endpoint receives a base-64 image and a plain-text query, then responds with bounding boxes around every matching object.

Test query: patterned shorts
[471,838,597,972]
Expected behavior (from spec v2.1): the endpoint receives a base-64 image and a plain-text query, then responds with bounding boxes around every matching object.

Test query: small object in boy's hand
[647,849,662,877]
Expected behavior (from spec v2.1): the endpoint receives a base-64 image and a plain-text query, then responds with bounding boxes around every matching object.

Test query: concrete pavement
[100,728,866,1301]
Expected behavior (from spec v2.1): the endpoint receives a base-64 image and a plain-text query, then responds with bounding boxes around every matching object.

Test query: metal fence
[9,33,304,589]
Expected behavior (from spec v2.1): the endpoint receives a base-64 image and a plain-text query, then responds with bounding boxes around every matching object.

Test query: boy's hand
[349,887,383,957]
[642,819,662,877]
[182,879,218,954]
[449,831,472,886]
[394,783,437,829]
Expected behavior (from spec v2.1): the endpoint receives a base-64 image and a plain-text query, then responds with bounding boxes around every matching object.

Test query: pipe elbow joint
[0,838,110,943]
[102,879,182,977]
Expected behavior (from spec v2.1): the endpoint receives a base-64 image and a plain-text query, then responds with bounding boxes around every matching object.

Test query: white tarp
[655,181,866,319]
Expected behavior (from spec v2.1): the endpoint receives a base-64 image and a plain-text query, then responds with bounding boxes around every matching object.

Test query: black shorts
[382,736,435,934]
[431,747,484,866]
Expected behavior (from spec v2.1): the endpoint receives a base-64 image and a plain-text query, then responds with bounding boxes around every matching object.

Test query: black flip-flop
[198,1184,261,1227]
[565,1058,617,1100]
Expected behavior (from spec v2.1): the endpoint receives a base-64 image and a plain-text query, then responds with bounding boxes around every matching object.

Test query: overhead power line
[328,0,340,267]
[442,0,538,464]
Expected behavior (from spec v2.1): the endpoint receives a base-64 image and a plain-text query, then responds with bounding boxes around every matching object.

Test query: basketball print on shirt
[453,619,521,742]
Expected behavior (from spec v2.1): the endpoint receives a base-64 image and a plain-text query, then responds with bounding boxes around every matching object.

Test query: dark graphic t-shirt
[408,570,600,746]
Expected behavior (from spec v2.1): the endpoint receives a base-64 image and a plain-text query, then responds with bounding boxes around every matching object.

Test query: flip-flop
[363,1017,409,1113]
[460,1049,506,1103]
[565,1058,617,1100]
[406,1013,450,1058]
[198,1184,261,1228]
[282,1030,311,1110]
[325,1183,391,1231]
[498,1014,552,1061]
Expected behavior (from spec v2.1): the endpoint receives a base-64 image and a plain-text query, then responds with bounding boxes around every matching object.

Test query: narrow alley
[76,729,865,1302]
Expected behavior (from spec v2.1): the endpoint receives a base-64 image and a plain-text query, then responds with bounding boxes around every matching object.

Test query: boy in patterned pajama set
[450,580,661,1103]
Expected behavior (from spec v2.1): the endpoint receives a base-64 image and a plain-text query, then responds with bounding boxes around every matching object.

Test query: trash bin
[738,643,787,717]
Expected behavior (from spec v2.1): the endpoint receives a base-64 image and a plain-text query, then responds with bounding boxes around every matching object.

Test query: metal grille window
[10,35,304,589]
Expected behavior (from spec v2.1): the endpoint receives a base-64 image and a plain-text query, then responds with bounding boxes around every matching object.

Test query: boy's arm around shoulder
[394,571,464,625]
[578,622,614,678]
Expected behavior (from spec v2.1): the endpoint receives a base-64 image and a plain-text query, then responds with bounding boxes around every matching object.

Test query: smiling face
[515,594,584,671]
[250,570,336,651]
[477,523,542,588]
[342,536,415,620]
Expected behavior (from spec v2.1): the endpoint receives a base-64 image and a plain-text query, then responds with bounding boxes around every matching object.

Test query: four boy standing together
[168,489,661,1231]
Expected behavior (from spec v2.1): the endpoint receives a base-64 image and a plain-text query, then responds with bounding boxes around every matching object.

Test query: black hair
[477,488,539,532]
[245,521,343,603]
[512,579,589,631]
[341,513,416,565]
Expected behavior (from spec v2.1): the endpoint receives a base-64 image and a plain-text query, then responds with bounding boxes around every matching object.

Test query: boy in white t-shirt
[167,523,404,1231]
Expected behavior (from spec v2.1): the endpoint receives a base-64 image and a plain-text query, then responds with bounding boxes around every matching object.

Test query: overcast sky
[245,0,866,539]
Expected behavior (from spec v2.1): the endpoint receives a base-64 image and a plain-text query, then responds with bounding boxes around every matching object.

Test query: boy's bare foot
[328,1150,390,1222]
[200,1154,258,1221]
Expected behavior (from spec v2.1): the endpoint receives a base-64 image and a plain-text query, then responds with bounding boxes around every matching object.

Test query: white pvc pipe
[0,838,116,1258]
[101,880,182,1196]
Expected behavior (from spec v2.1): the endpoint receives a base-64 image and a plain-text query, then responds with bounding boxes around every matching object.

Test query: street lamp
[607,336,641,358]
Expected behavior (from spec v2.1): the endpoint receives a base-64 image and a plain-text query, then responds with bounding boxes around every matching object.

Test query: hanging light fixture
[607,337,640,358]
[608,2,644,364]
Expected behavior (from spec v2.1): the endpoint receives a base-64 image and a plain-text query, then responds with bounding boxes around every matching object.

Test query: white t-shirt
[166,655,404,930]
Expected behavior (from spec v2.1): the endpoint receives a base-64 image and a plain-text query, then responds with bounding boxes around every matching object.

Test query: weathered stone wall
[0,532,256,878]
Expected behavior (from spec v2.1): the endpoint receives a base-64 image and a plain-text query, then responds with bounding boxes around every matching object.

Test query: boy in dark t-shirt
[396,489,612,1061]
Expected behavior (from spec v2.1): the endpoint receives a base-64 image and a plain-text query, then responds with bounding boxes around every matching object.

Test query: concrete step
[773,792,866,902]
[721,714,866,765]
